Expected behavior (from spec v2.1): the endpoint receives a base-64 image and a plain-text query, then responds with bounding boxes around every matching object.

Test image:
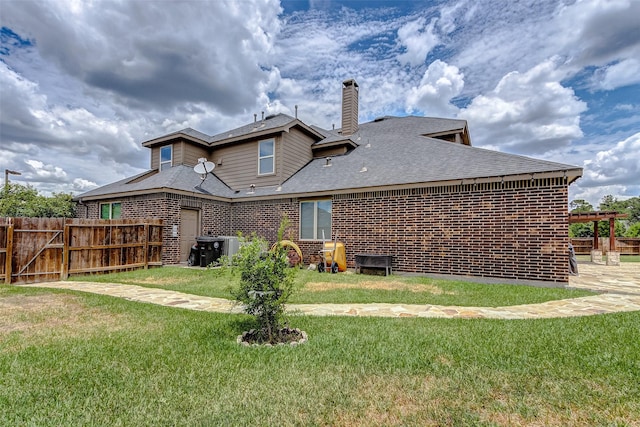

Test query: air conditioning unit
[218,236,240,258]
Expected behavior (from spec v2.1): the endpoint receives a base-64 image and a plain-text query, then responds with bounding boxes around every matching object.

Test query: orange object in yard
[322,242,347,272]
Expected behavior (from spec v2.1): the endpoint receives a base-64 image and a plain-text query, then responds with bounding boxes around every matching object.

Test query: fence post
[61,223,70,280]
[143,223,149,270]
[5,224,13,284]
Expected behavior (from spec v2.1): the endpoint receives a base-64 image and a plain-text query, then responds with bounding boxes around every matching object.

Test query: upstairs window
[300,200,331,240]
[258,139,274,175]
[160,145,172,171]
[100,202,121,219]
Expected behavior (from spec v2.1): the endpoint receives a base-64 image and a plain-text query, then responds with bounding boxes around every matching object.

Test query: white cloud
[581,132,640,186]
[460,58,587,154]
[556,0,640,69]
[397,17,440,67]
[405,60,464,116]
[71,178,98,192]
[24,159,68,181]
[2,0,283,113]
[568,132,640,206]
[594,58,640,91]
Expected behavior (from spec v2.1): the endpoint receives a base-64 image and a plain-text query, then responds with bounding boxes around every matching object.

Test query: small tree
[230,221,297,344]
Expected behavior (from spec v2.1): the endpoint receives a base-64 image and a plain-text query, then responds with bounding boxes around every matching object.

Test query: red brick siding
[230,198,299,242]
[78,178,569,283]
[81,194,233,264]
[333,179,569,283]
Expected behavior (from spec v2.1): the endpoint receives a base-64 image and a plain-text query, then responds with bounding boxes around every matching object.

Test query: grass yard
[1,284,639,426]
[71,266,595,307]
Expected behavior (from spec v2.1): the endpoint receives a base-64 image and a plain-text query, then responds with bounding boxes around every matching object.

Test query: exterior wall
[282,128,314,178]
[80,193,234,265]
[332,178,570,284]
[182,142,209,167]
[150,140,208,170]
[151,146,160,169]
[211,129,316,191]
[230,198,299,242]
[78,177,570,283]
[211,134,282,190]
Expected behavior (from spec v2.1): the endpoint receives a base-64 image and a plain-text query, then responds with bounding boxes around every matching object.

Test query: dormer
[142,128,210,170]
[140,114,327,191]
[425,125,471,146]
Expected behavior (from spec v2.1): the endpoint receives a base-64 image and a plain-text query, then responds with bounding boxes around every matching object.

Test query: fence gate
[0,218,163,284]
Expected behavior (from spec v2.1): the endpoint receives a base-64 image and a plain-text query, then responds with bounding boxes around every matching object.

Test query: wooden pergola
[568,211,628,252]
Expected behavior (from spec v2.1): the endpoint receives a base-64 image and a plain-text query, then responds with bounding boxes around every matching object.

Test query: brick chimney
[341,79,359,136]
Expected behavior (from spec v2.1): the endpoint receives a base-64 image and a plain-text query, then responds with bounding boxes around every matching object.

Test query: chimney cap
[343,78,359,88]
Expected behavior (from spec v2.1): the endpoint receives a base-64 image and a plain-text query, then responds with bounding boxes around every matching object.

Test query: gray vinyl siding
[172,143,183,167]
[151,147,159,169]
[182,142,209,167]
[150,140,207,170]
[212,135,282,190]
[282,128,314,178]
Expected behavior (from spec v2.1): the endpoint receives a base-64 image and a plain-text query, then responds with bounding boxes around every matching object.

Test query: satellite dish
[194,158,215,182]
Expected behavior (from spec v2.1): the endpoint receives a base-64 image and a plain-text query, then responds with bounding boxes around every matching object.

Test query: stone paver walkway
[20,262,640,320]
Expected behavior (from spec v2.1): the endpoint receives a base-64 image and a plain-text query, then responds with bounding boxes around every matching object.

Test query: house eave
[76,187,233,203]
[229,168,583,202]
[210,119,325,147]
[142,133,209,148]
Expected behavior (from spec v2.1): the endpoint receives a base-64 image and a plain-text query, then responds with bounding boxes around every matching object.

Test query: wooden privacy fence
[0,218,163,284]
[571,237,640,255]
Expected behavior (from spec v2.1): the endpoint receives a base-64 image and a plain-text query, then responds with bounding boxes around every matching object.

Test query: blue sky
[1,0,639,207]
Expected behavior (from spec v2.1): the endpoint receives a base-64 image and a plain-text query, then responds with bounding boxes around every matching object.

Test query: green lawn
[71,266,595,307]
[1,285,638,426]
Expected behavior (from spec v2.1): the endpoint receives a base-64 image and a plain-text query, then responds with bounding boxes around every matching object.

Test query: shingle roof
[77,115,582,201]
[209,113,297,144]
[77,165,236,199]
[277,116,579,195]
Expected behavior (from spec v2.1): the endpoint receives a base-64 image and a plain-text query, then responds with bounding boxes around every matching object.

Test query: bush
[625,222,640,237]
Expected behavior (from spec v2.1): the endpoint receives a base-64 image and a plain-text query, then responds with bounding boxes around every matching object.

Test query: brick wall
[81,194,234,264]
[230,198,299,242]
[78,177,570,283]
[333,178,569,283]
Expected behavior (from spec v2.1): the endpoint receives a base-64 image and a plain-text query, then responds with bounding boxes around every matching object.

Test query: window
[100,202,121,219]
[160,145,172,171]
[300,200,331,240]
[258,139,274,175]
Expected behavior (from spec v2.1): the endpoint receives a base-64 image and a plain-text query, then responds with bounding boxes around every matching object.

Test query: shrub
[229,232,297,344]
[625,222,640,237]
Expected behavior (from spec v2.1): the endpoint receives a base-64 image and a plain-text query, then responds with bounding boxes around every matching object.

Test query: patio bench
[355,254,393,276]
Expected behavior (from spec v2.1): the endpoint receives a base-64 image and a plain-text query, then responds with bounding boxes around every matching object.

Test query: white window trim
[258,139,275,175]
[100,202,122,219]
[299,199,332,241]
[160,145,172,171]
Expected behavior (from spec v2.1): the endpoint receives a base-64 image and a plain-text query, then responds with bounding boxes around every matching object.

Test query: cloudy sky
[1,0,639,207]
